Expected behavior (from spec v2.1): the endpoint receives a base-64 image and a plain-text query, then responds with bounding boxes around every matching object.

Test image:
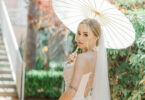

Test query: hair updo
[78,18,102,46]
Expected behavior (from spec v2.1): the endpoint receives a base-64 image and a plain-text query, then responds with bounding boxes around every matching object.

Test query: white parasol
[52,0,136,49]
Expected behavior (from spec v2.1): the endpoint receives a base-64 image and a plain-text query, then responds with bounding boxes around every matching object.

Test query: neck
[82,48,88,53]
[82,45,97,53]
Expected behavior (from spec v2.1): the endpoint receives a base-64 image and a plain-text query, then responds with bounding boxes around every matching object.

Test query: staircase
[0,0,25,99]
[0,33,18,100]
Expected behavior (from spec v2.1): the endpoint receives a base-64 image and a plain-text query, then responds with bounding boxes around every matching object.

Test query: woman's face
[75,23,98,50]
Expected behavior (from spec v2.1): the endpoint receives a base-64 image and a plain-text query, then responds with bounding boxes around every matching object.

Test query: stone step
[0,84,16,89]
[0,44,5,48]
[0,41,3,44]
[0,42,4,45]
[0,40,3,42]
[0,88,17,97]
[0,48,5,51]
[0,55,7,58]
[0,63,10,68]
[0,50,6,54]
[0,68,11,74]
[0,74,13,81]
[0,96,18,100]
[0,56,8,61]
[0,48,6,53]
[0,39,4,44]
[0,53,7,56]
[0,58,8,61]
[0,38,3,41]
[0,67,11,71]
[0,71,11,74]
[0,37,3,40]
[0,81,15,88]
[0,81,16,86]
[0,61,9,66]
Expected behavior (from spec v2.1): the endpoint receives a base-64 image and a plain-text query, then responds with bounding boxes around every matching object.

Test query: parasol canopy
[52,0,136,49]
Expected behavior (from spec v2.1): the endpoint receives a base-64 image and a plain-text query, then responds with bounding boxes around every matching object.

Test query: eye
[78,32,81,35]
[84,34,88,37]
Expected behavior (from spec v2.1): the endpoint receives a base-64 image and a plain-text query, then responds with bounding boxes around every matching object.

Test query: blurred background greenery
[20,0,145,100]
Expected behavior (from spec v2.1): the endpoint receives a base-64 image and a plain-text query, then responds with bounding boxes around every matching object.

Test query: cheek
[83,38,91,47]
[75,35,79,41]
[82,35,90,41]
[87,38,96,45]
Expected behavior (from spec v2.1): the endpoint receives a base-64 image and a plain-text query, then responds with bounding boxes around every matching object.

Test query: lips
[78,41,83,45]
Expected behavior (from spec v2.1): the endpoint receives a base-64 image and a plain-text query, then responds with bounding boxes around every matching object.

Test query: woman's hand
[68,52,77,63]
[68,47,79,63]
[58,88,76,100]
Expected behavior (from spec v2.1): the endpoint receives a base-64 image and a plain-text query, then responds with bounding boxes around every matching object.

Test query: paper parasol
[52,0,136,49]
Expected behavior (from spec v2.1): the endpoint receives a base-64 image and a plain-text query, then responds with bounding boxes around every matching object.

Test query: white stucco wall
[4,0,28,47]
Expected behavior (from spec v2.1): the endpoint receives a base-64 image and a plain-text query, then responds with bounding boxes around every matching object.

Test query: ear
[94,36,98,41]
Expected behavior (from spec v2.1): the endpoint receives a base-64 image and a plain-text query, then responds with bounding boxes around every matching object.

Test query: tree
[24,0,68,69]
[36,0,68,70]
[24,0,39,69]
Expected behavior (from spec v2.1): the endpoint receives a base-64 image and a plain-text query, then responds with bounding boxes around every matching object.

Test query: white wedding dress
[63,60,93,100]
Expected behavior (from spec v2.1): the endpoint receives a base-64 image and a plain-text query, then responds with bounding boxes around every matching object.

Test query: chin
[78,45,82,48]
[78,45,84,49]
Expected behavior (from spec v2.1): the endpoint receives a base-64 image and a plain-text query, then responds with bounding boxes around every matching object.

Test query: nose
[78,35,83,41]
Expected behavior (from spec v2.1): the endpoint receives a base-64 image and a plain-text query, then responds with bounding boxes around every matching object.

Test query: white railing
[0,0,25,100]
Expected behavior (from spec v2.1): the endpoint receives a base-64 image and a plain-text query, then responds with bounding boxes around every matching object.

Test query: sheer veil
[91,31,111,100]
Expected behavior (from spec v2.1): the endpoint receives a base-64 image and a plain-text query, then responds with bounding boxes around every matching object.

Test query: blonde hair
[77,18,101,46]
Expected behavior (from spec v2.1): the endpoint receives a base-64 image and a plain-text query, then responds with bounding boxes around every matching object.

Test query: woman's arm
[58,88,76,100]
[59,54,88,100]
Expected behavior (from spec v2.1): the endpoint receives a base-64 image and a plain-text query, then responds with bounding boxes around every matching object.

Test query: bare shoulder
[77,52,95,61]
[75,52,97,72]
[74,53,89,69]
[75,52,94,67]
[76,53,89,63]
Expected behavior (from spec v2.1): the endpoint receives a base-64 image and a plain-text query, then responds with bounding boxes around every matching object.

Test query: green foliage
[107,10,145,100]
[25,70,63,98]
[36,52,44,70]
[49,60,64,71]
[70,9,145,100]
[115,0,145,10]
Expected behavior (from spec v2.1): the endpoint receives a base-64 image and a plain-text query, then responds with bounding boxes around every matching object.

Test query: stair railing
[0,0,25,100]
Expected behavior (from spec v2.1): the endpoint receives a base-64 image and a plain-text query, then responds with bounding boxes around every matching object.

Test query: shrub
[25,70,63,98]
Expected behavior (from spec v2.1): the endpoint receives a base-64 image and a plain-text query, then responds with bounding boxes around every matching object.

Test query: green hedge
[25,70,63,98]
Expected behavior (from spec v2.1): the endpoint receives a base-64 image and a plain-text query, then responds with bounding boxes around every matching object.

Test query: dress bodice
[63,60,93,100]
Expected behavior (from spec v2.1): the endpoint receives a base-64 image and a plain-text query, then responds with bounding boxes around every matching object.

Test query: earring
[93,46,99,51]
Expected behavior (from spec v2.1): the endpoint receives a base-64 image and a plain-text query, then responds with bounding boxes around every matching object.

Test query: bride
[59,18,111,100]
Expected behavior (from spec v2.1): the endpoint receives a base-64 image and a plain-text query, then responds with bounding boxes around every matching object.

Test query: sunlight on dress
[63,61,93,100]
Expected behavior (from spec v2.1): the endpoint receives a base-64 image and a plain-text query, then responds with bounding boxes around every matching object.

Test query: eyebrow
[83,32,88,33]
[78,31,88,33]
